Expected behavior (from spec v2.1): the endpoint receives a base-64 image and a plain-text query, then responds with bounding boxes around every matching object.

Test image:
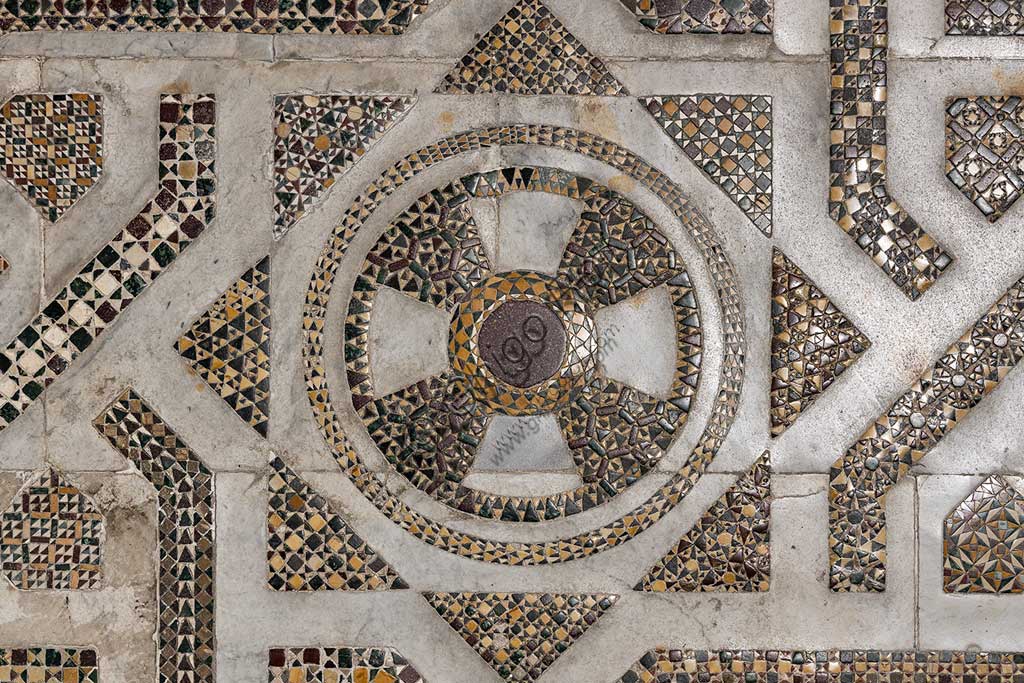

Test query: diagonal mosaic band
[829,273,1024,592]
[0,93,216,435]
[0,648,98,682]
[94,388,215,683]
[829,0,952,300]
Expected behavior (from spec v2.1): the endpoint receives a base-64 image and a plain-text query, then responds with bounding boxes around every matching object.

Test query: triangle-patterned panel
[267,456,408,592]
[437,0,627,95]
[636,451,771,592]
[176,255,271,438]
[944,475,1024,593]
[769,248,870,437]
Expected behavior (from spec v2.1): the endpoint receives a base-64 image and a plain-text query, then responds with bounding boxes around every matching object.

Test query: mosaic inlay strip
[946,96,1024,222]
[0,254,8,275]
[636,451,770,592]
[770,248,871,437]
[426,592,617,682]
[0,93,216,435]
[267,455,407,591]
[618,0,772,34]
[273,95,414,238]
[829,273,1024,592]
[944,475,1024,593]
[302,125,745,566]
[0,468,104,590]
[618,650,1024,683]
[947,0,1024,35]
[0,0,429,34]
[268,647,424,683]
[94,388,215,683]
[644,94,773,236]
[829,0,952,300]
[346,167,702,522]
[436,0,627,96]
[176,255,270,438]
[0,648,97,682]
[0,93,102,222]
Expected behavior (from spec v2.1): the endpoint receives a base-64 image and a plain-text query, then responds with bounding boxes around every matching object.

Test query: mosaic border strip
[94,388,215,683]
[436,0,627,96]
[0,0,429,34]
[829,0,952,300]
[618,650,1024,683]
[268,647,425,683]
[618,0,772,34]
[302,124,744,566]
[0,648,98,682]
[947,1,1024,35]
[0,468,104,590]
[0,93,216,435]
[944,474,1024,593]
[0,254,8,275]
[829,272,1024,591]
[0,93,103,222]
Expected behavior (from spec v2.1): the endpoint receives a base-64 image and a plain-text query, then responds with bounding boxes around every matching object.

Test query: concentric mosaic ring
[303,125,744,565]
[344,168,703,521]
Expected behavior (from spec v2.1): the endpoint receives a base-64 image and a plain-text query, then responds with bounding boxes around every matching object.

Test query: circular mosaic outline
[303,125,744,565]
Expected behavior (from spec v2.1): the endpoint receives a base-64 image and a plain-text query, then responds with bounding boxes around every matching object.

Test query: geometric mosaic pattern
[618,0,772,34]
[635,452,771,593]
[0,469,104,591]
[770,249,871,437]
[273,95,414,239]
[0,93,103,222]
[947,0,1024,35]
[0,93,217,435]
[303,125,744,565]
[175,255,271,438]
[0,648,98,682]
[0,0,429,34]
[267,456,408,592]
[268,647,424,683]
[617,650,1024,683]
[643,94,773,236]
[436,0,627,95]
[829,0,953,300]
[425,592,618,682]
[946,96,1024,222]
[829,272,1024,592]
[944,475,1024,593]
[93,388,215,683]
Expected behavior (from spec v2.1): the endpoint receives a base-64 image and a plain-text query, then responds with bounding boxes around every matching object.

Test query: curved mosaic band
[829,273,1024,591]
[303,125,745,566]
[829,0,952,300]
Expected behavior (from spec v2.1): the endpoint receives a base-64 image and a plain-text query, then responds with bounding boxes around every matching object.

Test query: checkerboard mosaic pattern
[437,0,627,95]
[0,469,104,591]
[0,648,97,682]
[273,95,414,238]
[944,475,1024,593]
[644,94,773,236]
[268,648,424,683]
[0,93,216,435]
[619,0,772,34]
[267,456,407,591]
[0,93,103,222]
[426,592,618,682]
[947,0,1024,35]
[176,255,271,438]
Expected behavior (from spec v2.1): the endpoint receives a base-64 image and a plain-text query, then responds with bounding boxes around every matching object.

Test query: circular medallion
[478,298,566,388]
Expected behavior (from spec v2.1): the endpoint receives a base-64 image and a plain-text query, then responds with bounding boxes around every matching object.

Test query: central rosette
[450,271,598,415]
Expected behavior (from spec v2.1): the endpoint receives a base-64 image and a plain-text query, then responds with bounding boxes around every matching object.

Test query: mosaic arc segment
[267,648,425,683]
[944,475,1024,593]
[0,254,8,276]
[636,451,771,593]
[436,0,627,96]
[94,388,215,683]
[0,93,103,222]
[302,125,744,566]
[618,0,772,34]
[0,0,429,34]
[618,650,1024,683]
[829,0,952,300]
[0,468,104,590]
[829,272,1024,592]
[0,648,98,682]
[267,455,408,591]
[426,592,617,682]
[0,93,216,435]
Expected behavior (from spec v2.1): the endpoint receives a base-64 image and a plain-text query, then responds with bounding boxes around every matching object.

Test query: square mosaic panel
[0,648,97,683]
[267,648,424,683]
[945,475,1024,593]
[620,0,773,34]
[947,0,1024,35]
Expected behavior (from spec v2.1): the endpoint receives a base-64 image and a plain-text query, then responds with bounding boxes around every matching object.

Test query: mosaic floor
[0,1,1022,682]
